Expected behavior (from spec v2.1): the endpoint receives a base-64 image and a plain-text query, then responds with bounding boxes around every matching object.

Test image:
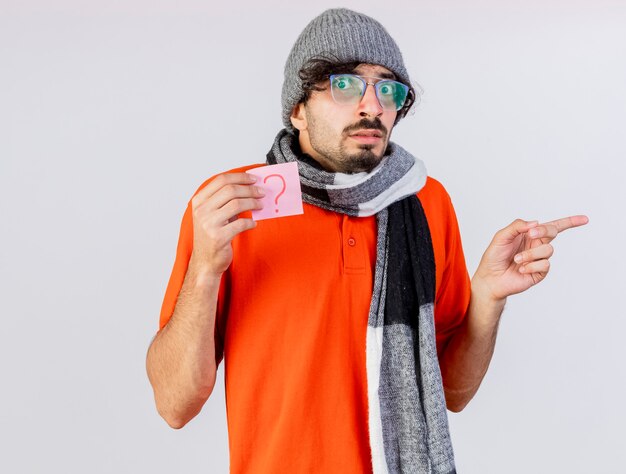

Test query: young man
[146,8,588,474]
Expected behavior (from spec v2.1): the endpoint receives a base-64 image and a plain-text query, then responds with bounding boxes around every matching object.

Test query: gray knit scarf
[267,129,456,474]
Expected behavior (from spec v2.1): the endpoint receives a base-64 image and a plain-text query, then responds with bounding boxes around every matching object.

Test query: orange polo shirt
[159,164,471,473]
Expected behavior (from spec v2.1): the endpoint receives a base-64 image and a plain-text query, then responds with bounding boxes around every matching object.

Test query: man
[146,8,588,474]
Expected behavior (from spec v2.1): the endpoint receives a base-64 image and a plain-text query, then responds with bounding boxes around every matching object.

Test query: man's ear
[290,103,308,132]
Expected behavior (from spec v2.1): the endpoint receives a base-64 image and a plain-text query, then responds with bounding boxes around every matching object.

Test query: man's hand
[190,172,265,275]
[474,215,589,301]
[440,214,589,411]
[147,172,264,429]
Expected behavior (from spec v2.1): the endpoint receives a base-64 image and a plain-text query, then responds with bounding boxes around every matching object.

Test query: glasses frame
[328,73,410,112]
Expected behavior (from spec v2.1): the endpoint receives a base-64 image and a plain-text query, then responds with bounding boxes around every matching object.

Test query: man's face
[291,64,399,174]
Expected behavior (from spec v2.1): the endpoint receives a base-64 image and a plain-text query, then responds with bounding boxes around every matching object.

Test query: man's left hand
[474,215,589,302]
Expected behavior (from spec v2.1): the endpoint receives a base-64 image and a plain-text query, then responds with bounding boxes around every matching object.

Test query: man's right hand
[147,172,264,429]
[189,172,264,275]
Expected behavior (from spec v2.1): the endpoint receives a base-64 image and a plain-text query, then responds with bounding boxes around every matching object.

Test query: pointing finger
[528,224,559,240]
[543,215,589,235]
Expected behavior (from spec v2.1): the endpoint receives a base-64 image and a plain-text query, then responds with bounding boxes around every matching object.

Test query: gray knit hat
[281,8,411,133]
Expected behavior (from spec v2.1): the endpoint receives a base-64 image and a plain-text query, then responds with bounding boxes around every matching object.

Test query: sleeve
[419,178,471,359]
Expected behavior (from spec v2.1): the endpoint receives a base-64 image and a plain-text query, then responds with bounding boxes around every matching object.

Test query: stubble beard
[336,142,384,174]
[307,116,390,174]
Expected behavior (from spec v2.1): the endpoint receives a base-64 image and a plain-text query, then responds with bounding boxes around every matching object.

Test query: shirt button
[347,237,356,246]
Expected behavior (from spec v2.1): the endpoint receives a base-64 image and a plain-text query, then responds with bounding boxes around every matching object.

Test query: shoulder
[418,176,450,199]
[191,163,266,198]
[417,176,454,214]
[416,176,462,246]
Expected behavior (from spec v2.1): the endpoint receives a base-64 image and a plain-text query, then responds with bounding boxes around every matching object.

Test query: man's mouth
[349,129,384,144]
[350,129,383,138]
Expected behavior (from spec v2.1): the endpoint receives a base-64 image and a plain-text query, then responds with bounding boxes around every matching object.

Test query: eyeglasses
[329,74,410,111]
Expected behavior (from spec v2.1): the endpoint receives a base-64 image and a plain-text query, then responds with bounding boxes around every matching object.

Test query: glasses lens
[330,75,365,104]
[376,80,409,111]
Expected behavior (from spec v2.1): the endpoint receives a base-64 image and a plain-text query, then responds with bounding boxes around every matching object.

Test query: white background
[1,1,625,472]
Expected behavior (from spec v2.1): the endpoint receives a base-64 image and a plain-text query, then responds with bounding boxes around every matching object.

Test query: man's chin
[343,148,384,173]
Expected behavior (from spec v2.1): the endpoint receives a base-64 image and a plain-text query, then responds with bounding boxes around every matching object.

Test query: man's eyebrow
[352,69,397,80]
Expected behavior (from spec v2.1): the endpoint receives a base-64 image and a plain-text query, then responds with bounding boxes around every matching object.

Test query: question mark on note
[263,174,286,213]
[248,162,303,221]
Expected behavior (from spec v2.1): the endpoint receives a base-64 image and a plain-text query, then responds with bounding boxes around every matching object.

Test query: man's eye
[379,83,394,95]
[334,76,356,89]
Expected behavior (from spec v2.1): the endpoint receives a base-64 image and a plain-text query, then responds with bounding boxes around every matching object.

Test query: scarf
[267,129,456,474]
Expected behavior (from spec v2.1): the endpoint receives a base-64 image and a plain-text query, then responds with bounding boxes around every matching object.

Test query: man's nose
[357,83,383,117]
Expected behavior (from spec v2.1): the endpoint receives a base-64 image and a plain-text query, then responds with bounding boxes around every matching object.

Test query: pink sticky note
[247,162,303,221]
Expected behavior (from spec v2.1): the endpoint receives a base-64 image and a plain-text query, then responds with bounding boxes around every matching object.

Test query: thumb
[495,218,538,243]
